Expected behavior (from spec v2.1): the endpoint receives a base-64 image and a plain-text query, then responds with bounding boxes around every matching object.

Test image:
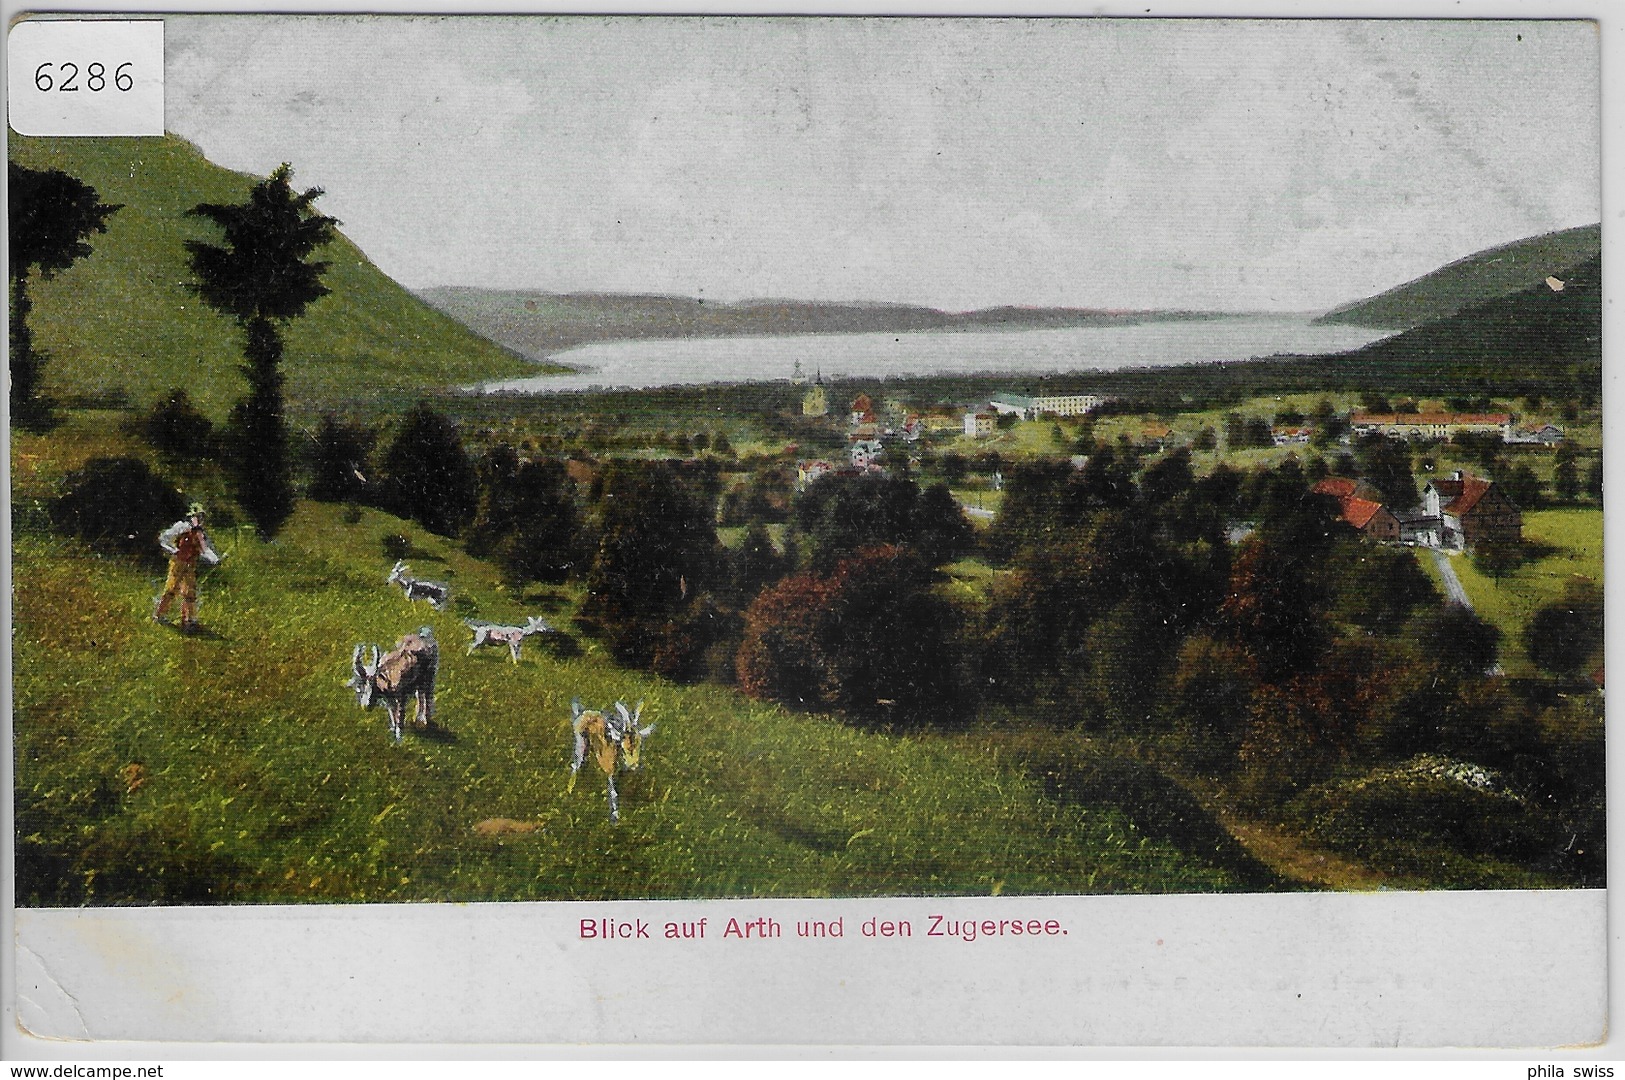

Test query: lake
[469,315,1394,395]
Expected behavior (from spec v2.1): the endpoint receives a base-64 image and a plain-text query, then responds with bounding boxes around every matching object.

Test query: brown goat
[347,626,439,742]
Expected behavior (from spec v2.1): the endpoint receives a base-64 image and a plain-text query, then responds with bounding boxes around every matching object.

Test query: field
[1448,508,1604,677]
[13,418,1265,905]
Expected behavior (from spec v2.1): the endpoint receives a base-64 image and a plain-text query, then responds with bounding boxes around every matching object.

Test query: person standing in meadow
[154,502,222,632]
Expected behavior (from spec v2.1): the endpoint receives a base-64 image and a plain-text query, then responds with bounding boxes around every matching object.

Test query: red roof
[1351,412,1511,427]
[1432,474,1497,515]
[1340,497,1388,530]
[1312,477,1360,499]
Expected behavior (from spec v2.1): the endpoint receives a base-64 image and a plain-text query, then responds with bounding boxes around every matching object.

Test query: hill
[416,286,1224,360]
[7,133,544,420]
[1316,223,1601,330]
[12,415,1270,905]
[1326,252,1601,397]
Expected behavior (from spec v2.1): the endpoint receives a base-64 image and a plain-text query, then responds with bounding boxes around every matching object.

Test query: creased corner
[15,940,93,1041]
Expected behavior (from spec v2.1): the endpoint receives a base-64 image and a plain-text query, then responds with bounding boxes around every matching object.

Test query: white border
[4,0,1619,1060]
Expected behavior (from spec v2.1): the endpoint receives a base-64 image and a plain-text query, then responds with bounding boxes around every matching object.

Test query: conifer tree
[186,164,336,537]
[8,163,120,427]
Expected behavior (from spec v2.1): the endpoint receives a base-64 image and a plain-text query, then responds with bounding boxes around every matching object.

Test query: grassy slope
[8,134,544,419]
[1318,223,1601,329]
[13,419,1250,905]
[1448,508,1604,678]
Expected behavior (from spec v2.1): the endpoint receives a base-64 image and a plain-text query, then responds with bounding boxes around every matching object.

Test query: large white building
[988,392,1104,419]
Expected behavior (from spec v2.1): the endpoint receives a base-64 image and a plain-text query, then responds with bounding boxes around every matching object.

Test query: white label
[7,20,164,137]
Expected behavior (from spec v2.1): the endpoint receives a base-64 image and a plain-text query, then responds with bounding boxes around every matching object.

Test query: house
[1338,497,1402,541]
[988,393,1037,419]
[1138,423,1174,450]
[1272,426,1311,447]
[797,459,834,488]
[1311,477,1362,501]
[1348,411,1512,442]
[921,410,965,433]
[1393,509,1442,547]
[848,421,883,443]
[849,393,876,426]
[1423,471,1522,549]
[802,374,829,417]
[850,440,885,469]
[964,412,996,438]
[1506,422,1566,446]
[988,391,1104,419]
[1311,478,1403,542]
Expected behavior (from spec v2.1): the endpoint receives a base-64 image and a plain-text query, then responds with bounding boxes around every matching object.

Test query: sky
[163,16,1600,313]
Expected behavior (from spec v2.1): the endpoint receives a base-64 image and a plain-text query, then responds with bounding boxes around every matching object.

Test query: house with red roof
[1339,496,1402,541]
[1423,471,1522,549]
[1311,478,1403,541]
[1349,412,1512,441]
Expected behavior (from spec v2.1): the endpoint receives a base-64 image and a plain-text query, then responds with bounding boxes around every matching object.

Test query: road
[1432,549,1473,608]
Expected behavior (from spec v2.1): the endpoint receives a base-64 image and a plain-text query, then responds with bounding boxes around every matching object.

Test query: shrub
[144,388,215,460]
[307,414,376,503]
[1287,756,1566,883]
[379,403,478,537]
[1525,583,1604,676]
[49,457,187,568]
[737,546,965,727]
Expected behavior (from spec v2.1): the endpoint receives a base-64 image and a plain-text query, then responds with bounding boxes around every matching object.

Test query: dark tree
[1221,535,1330,682]
[1140,447,1194,504]
[730,520,790,606]
[1354,434,1419,509]
[737,546,962,727]
[186,164,337,537]
[380,403,478,537]
[306,414,377,504]
[49,457,186,569]
[795,471,922,572]
[1309,399,1345,446]
[8,163,121,427]
[1584,458,1603,503]
[1409,604,1501,680]
[1497,462,1543,512]
[1525,584,1604,677]
[468,446,585,585]
[583,461,722,668]
[1553,446,1580,501]
[913,482,975,566]
[144,388,215,460]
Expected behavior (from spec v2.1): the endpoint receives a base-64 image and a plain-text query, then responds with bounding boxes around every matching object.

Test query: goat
[464,615,552,663]
[347,626,439,742]
[568,699,655,823]
[387,560,450,610]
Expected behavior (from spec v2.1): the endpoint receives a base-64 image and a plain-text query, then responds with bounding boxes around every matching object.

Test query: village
[789,365,1577,556]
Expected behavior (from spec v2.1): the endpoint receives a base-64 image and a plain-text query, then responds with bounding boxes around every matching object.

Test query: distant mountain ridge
[1316,223,1601,331]
[415,286,1228,360]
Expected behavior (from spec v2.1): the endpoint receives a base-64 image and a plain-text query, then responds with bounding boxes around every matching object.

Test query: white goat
[387,560,450,610]
[568,699,655,823]
[464,615,552,663]
[347,626,440,742]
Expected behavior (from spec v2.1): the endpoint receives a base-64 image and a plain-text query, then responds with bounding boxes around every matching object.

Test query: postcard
[5,6,1611,1052]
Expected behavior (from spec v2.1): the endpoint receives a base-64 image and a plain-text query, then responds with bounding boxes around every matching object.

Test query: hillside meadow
[8,133,546,420]
[13,417,1266,905]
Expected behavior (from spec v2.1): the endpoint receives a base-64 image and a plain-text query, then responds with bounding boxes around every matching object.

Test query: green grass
[1446,508,1603,676]
[14,426,1250,905]
[9,133,547,420]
